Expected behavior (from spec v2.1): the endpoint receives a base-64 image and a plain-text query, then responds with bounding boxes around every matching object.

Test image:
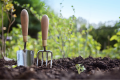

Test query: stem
[58,29,65,58]
[10,10,12,21]
[84,29,88,57]
[6,12,11,23]
[3,10,15,56]
[52,36,63,53]
[4,40,6,57]
[51,25,63,55]
[1,4,4,59]
[5,17,15,41]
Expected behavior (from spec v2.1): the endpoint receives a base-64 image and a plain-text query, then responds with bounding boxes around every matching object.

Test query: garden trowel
[17,9,34,67]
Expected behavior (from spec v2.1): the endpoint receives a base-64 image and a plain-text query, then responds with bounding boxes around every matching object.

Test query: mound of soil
[0,56,120,79]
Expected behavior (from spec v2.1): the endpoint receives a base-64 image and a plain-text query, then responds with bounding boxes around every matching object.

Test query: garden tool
[37,15,53,68]
[17,9,34,67]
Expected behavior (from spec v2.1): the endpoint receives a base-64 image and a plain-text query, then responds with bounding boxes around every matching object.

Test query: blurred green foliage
[102,30,120,59]
[89,25,118,50]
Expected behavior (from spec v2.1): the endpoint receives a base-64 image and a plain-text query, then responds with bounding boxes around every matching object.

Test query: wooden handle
[20,9,29,42]
[41,15,49,46]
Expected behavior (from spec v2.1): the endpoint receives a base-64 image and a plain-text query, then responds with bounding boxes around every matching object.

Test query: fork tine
[37,52,39,66]
[50,52,53,68]
[46,52,48,67]
[41,52,43,66]
[36,50,53,68]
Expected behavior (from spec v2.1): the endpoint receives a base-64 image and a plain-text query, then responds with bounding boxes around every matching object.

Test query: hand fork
[37,15,53,68]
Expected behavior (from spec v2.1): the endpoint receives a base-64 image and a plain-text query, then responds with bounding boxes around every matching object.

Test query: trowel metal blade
[17,50,25,66]
[17,50,34,67]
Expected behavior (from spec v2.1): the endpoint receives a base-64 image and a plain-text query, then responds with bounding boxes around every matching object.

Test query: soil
[0,56,120,80]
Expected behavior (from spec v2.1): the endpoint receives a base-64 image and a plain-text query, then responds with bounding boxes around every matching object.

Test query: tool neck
[23,42,26,52]
[43,46,46,51]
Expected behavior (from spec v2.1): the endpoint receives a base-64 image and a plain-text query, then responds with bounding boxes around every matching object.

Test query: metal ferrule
[42,40,47,46]
[23,36,27,42]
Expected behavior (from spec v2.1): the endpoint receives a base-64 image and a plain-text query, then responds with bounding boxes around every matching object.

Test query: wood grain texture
[20,9,29,42]
[41,15,49,40]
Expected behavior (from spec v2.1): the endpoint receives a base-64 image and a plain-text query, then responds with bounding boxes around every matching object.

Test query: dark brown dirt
[0,56,120,80]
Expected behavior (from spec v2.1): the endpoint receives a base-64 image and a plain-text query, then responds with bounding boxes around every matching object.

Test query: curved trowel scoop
[17,9,34,67]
